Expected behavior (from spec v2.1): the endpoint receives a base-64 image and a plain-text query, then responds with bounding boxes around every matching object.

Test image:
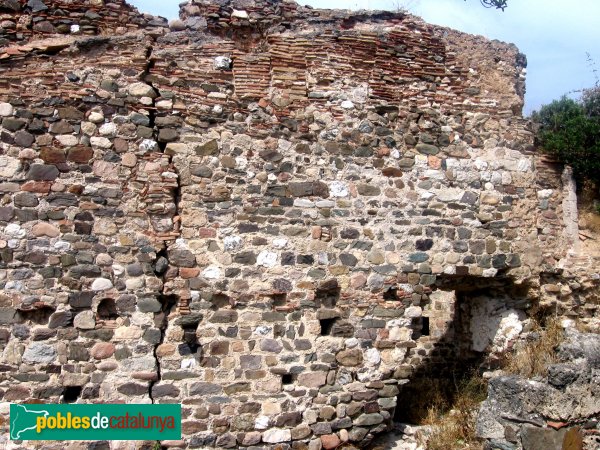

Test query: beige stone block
[262,401,281,415]
[114,326,143,340]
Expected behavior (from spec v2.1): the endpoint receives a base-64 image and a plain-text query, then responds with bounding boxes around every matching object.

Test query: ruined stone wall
[0,0,587,449]
[0,0,166,46]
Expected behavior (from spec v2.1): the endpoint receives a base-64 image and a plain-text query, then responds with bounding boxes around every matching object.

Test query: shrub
[534,91,600,184]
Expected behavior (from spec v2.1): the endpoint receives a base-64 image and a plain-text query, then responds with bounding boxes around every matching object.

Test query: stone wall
[0,0,591,449]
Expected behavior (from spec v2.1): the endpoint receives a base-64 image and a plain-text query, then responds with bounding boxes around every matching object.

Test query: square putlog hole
[319,318,337,336]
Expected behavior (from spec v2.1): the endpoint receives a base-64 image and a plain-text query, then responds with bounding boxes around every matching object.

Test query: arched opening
[210,292,230,309]
[97,298,118,320]
[18,306,55,325]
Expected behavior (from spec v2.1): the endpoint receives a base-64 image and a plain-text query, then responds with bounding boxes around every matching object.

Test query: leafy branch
[466,0,508,10]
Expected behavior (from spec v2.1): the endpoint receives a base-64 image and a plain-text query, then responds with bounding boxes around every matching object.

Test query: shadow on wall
[392,277,531,426]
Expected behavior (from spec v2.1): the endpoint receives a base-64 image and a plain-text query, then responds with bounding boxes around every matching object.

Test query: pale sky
[128,0,600,115]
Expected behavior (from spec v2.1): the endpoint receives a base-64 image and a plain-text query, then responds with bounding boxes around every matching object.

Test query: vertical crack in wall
[143,42,157,131]
[149,294,178,403]
[170,165,182,230]
[136,39,183,410]
[149,162,182,406]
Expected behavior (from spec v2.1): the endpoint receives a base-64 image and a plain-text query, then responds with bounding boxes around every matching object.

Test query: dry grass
[502,317,564,378]
[399,378,450,425]
[579,210,600,234]
[424,375,488,450]
[574,319,596,333]
[422,319,567,448]
[578,180,600,233]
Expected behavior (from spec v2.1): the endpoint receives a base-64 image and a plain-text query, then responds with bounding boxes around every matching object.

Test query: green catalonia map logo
[10,404,181,441]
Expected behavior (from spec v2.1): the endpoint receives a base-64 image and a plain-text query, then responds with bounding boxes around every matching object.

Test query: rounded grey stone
[23,342,57,364]
[137,297,162,313]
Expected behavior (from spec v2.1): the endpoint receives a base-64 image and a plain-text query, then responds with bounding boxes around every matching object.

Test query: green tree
[533,91,600,183]
[582,86,600,117]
